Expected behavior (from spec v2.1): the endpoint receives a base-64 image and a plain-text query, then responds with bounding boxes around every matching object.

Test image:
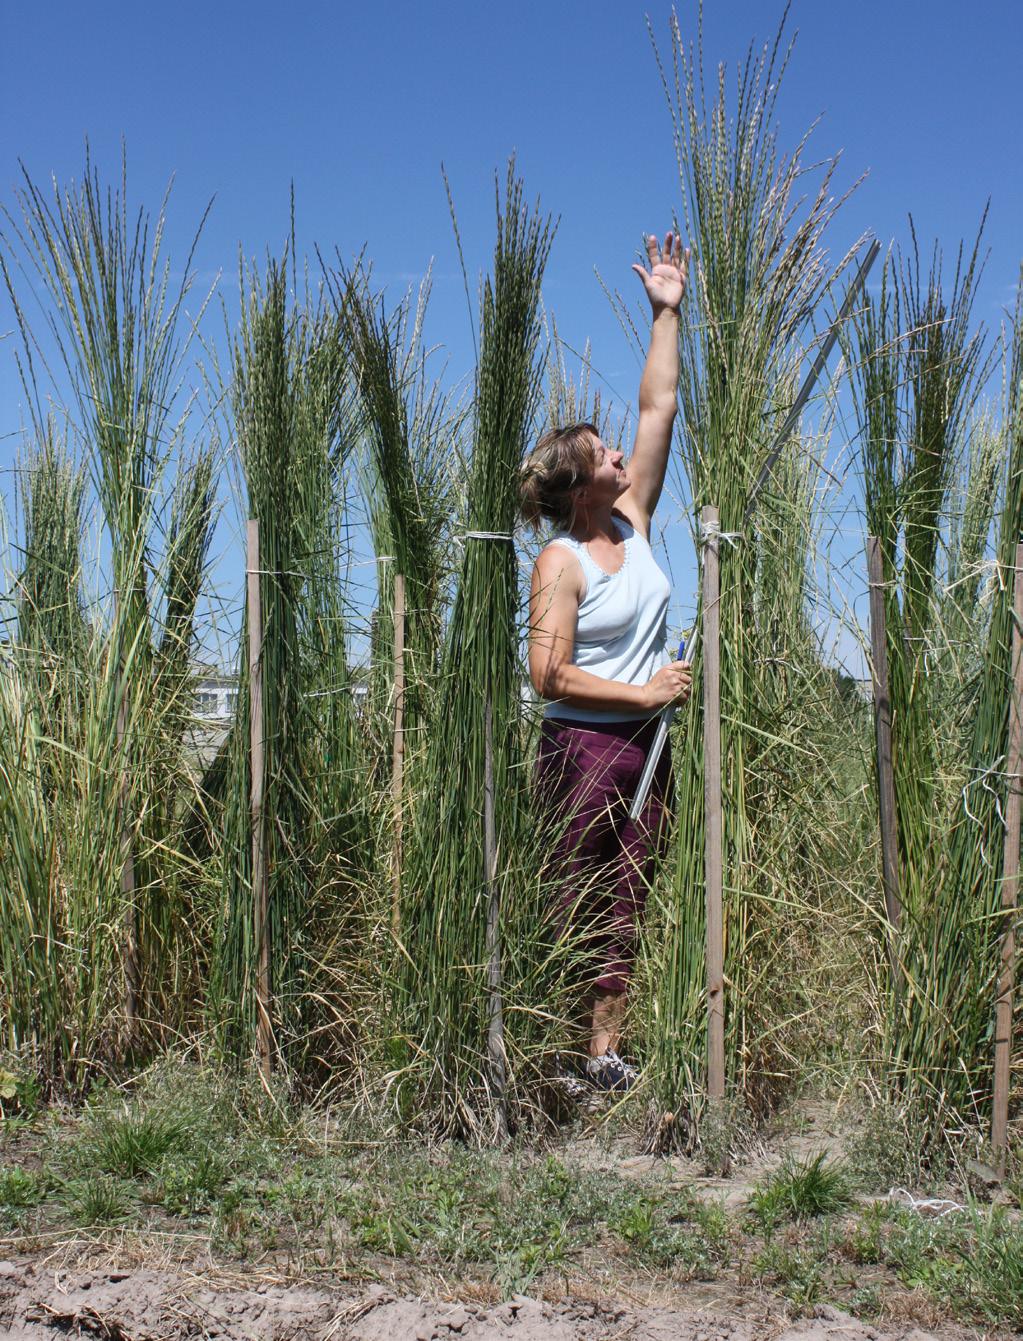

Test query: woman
[520,232,691,1093]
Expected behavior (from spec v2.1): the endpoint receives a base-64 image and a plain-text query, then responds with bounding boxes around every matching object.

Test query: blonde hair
[519,422,599,531]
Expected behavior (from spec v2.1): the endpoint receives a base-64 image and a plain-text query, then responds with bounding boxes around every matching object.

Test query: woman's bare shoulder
[533,539,585,595]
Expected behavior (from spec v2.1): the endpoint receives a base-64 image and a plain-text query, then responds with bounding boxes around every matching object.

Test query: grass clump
[395,161,555,1138]
[846,235,1021,1148]
[1,151,218,1075]
[72,1107,186,1179]
[749,1152,854,1231]
[212,239,370,1072]
[62,1174,135,1228]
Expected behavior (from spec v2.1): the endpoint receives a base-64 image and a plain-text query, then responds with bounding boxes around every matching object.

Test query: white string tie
[350,555,395,568]
[960,755,1011,866]
[941,558,999,597]
[699,518,743,548]
[888,1187,964,1218]
[453,530,517,550]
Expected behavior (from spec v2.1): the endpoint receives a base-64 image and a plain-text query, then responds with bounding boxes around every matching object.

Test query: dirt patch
[0,1260,979,1341]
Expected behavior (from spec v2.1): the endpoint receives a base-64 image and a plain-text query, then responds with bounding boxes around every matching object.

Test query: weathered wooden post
[114,590,139,1045]
[247,520,272,1079]
[992,542,1023,1163]
[484,697,508,1141]
[866,536,902,937]
[391,573,406,937]
[702,504,725,1102]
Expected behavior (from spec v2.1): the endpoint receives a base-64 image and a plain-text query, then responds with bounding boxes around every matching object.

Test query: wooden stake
[114,590,139,1045]
[247,520,272,1079]
[390,573,406,937]
[702,504,725,1101]
[866,537,902,935]
[992,542,1023,1162]
[484,698,508,1141]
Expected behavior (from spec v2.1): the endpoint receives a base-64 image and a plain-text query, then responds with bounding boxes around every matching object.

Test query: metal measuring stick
[628,626,700,822]
[627,239,881,822]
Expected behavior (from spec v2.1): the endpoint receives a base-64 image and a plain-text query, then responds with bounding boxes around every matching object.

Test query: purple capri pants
[536,716,673,995]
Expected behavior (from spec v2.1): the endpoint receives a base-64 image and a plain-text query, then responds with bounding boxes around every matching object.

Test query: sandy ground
[0,1260,981,1341]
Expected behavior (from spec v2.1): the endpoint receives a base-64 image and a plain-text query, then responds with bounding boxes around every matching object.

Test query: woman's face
[583,436,629,505]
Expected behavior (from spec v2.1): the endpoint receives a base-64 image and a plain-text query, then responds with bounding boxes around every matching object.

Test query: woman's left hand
[631,232,690,314]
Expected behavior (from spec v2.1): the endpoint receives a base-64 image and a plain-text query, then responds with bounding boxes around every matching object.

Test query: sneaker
[549,1052,591,1104]
[585,1049,639,1094]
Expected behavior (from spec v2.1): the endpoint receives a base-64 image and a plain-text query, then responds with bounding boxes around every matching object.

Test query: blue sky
[2,1,1021,666]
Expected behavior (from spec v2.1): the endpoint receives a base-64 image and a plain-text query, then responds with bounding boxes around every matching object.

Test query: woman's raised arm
[616,232,689,536]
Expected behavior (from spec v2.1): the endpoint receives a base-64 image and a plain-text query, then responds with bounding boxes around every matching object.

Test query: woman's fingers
[676,661,693,697]
[640,232,690,278]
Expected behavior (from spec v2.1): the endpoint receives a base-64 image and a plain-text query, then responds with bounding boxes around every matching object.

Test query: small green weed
[0,1164,47,1208]
[150,1147,230,1216]
[609,1195,661,1254]
[753,1238,829,1309]
[494,1229,570,1298]
[847,1283,881,1315]
[692,1196,730,1248]
[697,1097,753,1175]
[607,1194,678,1267]
[211,1181,261,1251]
[352,1203,418,1255]
[0,1057,41,1118]
[841,1200,887,1264]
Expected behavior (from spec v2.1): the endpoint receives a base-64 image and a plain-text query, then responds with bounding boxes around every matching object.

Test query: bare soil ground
[0,1259,981,1341]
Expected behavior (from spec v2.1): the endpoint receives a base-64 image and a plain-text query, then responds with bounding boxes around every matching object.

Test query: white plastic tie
[464,531,515,541]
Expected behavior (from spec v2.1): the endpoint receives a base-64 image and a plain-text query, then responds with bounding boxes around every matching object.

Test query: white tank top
[543,516,670,723]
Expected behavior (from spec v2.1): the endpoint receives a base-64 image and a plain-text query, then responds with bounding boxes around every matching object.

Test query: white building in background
[192,666,239,721]
[190,666,371,722]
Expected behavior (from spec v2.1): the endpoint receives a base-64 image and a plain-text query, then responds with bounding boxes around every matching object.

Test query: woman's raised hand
[642,659,693,712]
[631,232,690,314]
